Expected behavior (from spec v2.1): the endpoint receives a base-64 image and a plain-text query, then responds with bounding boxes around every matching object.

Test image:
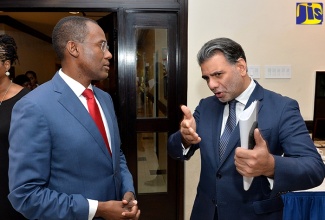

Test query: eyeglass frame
[78,41,109,52]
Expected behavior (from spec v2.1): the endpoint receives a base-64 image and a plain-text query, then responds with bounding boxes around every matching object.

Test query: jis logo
[296,3,323,24]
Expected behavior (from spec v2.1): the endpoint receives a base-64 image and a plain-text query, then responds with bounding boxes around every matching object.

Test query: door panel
[119,11,183,219]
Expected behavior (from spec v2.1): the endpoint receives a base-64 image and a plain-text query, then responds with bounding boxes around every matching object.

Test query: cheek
[207,77,219,88]
[227,76,242,93]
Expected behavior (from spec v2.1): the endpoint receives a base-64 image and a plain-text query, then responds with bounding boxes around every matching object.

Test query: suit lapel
[246,81,264,115]
[52,73,112,160]
[93,88,117,161]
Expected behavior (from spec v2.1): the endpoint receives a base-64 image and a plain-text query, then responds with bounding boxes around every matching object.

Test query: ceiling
[0,11,110,37]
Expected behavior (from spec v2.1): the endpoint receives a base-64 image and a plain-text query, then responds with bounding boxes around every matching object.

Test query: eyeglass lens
[101,41,109,52]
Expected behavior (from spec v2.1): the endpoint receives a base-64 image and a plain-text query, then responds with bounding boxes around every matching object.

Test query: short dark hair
[52,16,97,61]
[25,70,37,78]
[13,74,30,86]
[0,34,18,64]
[197,37,247,66]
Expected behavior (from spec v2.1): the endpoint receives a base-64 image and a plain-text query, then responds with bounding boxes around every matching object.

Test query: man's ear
[66,41,79,58]
[236,58,247,76]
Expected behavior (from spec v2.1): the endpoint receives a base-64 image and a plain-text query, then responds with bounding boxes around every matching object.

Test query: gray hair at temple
[52,16,97,61]
[197,37,247,66]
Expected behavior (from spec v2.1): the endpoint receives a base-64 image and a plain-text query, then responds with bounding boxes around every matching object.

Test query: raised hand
[180,105,201,147]
[234,128,275,178]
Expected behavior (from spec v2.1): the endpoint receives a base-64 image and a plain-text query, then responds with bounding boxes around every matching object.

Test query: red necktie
[82,89,112,156]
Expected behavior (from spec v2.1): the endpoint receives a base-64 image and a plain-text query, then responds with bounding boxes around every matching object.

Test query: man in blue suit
[168,37,325,220]
[8,16,140,220]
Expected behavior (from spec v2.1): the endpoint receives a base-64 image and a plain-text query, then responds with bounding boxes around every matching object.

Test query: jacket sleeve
[8,98,89,220]
[262,98,325,196]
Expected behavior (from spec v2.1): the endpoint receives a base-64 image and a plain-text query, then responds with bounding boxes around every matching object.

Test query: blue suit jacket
[8,73,135,220]
[168,82,325,220]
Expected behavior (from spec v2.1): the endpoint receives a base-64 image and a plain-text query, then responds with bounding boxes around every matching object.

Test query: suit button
[216,173,222,179]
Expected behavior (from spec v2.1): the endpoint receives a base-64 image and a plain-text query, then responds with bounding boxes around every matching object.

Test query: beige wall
[2,25,56,84]
[185,0,325,219]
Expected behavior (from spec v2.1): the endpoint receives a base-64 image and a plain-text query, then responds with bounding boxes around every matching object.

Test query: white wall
[185,0,325,219]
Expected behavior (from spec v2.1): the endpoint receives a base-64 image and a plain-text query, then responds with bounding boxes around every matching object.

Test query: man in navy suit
[8,16,140,220]
[168,37,325,220]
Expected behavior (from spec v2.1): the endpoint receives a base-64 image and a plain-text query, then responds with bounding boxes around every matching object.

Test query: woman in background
[0,34,29,219]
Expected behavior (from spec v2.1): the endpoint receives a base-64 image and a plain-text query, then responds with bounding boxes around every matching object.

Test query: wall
[185,0,325,219]
[2,25,56,84]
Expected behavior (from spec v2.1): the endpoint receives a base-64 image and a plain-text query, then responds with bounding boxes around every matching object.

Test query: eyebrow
[202,75,208,80]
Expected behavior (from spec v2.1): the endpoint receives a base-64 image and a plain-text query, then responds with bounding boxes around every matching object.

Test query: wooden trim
[0,1,181,10]
[0,15,52,43]
[305,120,313,132]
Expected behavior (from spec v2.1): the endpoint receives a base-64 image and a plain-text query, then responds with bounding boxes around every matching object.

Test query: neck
[0,77,12,93]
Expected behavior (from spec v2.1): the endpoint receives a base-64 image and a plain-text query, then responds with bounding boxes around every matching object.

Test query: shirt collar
[235,77,256,106]
[58,69,92,97]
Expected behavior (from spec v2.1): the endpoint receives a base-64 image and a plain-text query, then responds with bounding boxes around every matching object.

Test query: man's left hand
[234,128,275,178]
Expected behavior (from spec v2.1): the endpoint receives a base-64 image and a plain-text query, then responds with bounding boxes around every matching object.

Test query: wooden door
[117,11,184,219]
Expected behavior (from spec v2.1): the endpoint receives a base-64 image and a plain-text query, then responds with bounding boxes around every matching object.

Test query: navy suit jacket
[168,81,325,220]
[8,73,134,220]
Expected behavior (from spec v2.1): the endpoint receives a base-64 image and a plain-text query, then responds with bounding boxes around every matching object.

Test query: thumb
[181,105,192,120]
[253,128,266,149]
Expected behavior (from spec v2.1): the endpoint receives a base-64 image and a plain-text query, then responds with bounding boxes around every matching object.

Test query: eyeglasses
[80,41,109,52]
[99,41,109,52]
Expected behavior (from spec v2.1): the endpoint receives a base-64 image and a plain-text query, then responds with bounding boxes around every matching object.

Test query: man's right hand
[180,105,201,147]
[96,200,140,220]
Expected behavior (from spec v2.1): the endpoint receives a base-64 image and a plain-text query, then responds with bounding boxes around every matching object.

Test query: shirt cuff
[267,178,274,189]
[88,199,98,220]
[182,143,190,155]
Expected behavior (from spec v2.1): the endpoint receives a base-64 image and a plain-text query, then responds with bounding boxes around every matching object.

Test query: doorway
[0,6,187,219]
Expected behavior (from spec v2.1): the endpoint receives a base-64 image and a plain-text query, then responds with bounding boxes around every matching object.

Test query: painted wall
[185,0,325,219]
[2,25,56,84]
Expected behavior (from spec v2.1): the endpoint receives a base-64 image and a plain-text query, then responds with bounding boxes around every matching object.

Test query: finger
[235,146,249,159]
[122,200,128,205]
[253,128,266,149]
[180,120,191,130]
[136,209,141,219]
[122,206,138,217]
[181,105,192,120]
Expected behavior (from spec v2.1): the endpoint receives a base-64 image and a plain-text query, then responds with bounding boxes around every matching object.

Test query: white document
[238,100,259,191]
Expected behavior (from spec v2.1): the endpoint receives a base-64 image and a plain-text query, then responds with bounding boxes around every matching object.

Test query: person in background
[167,37,325,220]
[8,16,140,220]
[25,70,39,90]
[13,74,32,90]
[0,34,29,220]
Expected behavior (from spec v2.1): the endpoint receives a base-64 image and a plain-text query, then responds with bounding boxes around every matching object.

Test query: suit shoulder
[21,80,52,100]
[199,95,220,104]
[263,88,298,106]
